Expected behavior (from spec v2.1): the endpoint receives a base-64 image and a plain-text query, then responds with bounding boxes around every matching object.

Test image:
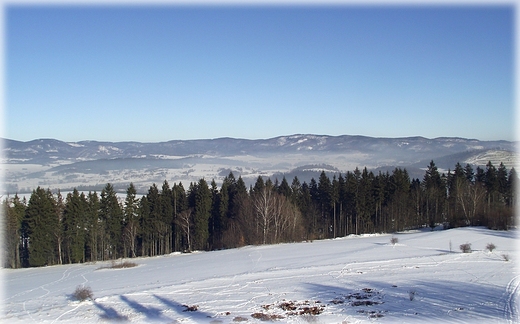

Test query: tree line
[2,160,516,268]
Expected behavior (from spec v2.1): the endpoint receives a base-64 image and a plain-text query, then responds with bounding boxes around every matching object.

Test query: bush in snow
[502,254,510,262]
[486,243,496,252]
[73,285,93,302]
[390,237,398,245]
[459,243,472,253]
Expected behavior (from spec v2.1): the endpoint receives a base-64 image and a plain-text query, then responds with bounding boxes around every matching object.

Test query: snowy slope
[2,227,518,323]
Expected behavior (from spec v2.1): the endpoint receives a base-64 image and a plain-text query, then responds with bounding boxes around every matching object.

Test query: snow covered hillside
[2,227,518,323]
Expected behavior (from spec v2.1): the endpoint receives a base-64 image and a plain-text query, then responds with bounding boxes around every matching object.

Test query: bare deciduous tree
[176,209,193,252]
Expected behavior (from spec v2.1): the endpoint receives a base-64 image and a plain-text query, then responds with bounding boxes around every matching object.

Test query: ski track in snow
[2,227,518,323]
[504,275,520,323]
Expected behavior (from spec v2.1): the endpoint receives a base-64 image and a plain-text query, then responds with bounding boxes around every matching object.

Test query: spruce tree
[63,189,87,263]
[193,178,212,250]
[22,187,58,267]
[3,195,25,268]
[422,161,445,229]
[124,183,140,258]
[85,191,99,262]
[99,183,123,260]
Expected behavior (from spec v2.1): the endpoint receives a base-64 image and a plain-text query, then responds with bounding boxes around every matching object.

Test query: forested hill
[2,135,516,195]
[2,135,514,164]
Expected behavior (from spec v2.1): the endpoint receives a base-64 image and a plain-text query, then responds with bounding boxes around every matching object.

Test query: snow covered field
[2,227,518,323]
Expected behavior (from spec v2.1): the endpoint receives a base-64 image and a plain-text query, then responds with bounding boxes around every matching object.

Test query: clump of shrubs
[486,243,496,252]
[390,237,399,245]
[73,285,93,302]
[459,243,472,253]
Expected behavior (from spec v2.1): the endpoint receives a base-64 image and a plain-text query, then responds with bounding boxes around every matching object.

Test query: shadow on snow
[152,294,214,321]
[304,279,508,322]
[119,295,172,321]
[93,300,129,321]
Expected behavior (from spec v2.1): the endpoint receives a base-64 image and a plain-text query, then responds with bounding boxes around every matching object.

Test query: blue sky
[5,4,515,142]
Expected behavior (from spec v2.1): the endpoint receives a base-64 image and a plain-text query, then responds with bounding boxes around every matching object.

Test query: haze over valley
[2,134,516,195]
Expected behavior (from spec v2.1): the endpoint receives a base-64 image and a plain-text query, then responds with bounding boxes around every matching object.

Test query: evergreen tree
[342,171,356,235]
[54,190,65,265]
[172,182,187,252]
[387,168,411,231]
[85,191,100,262]
[138,196,150,256]
[22,187,58,267]
[356,168,375,233]
[209,179,221,250]
[3,195,25,268]
[506,168,517,207]
[123,183,140,258]
[192,178,212,250]
[252,176,265,196]
[217,180,229,247]
[335,174,344,234]
[422,161,445,228]
[146,184,161,256]
[63,189,87,263]
[484,161,499,207]
[290,176,302,205]
[497,163,509,203]
[99,183,123,260]
[160,181,174,254]
[278,176,292,198]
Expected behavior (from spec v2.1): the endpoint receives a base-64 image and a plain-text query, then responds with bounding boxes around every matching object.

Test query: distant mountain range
[1,135,517,194]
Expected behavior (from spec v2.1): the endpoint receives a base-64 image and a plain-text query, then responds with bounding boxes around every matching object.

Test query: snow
[2,227,518,323]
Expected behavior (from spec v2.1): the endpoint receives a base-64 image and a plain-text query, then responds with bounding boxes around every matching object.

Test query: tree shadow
[119,295,172,321]
[152,294,214,321]
[93,300,129,321]
[304,279,508,321]
[478,228,518,240]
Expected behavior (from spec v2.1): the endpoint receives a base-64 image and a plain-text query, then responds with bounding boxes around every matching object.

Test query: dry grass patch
[97,260,138,270]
